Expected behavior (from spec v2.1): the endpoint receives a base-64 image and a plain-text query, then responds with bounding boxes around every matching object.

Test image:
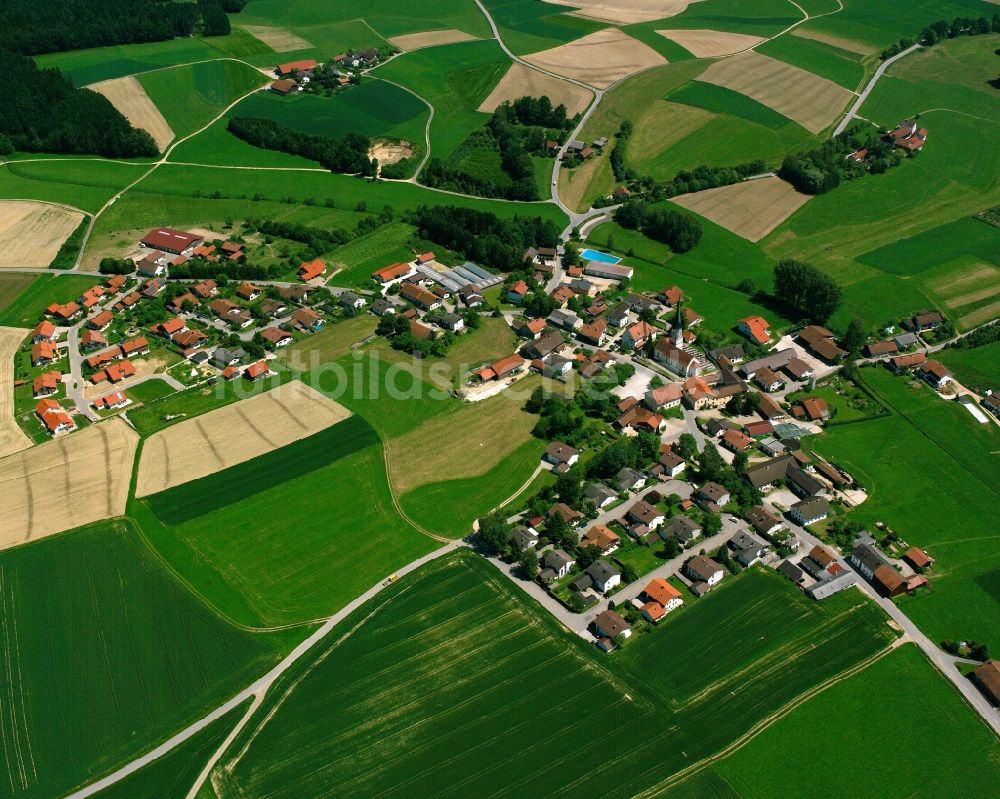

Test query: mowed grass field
[135,438,436,627]
[0,273,99,327]
[211,556,896,798]
[812,368,1000,645]
[708,645,1000,798]
[138,59,268,139]
[938,342,1000,393]
[375,39,510,160]
[0,274,38,318]
[0,160,148,216]
[0,522,280,799]
[755,30,867,90]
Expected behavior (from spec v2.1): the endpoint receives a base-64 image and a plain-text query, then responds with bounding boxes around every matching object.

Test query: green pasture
[648,0,801,36]
[225,80,428,142]
[938,342,1000,392]
[667,82,799,131]
[0,274,99,327]
[34,30,272,86]
[284,314,379,368]
[139,60,268,140]
[169,117,329,167]
[857,217,999,276]
[0,160,148,215]
[212,552,894,798]
[375,39,509,160]
[135,441,436,627]
[144,415,380,525]
[714,645,1000,798]
[0,522,279,799]
[126,378,177,404]
[756,33,867,90]
[322,222,417,286]
[812,367,1000,644]
[478,0,603,55]
[0,274,39,318]
[399,437,546,537]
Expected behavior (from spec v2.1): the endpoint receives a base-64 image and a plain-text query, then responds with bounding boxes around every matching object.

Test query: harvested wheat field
[478,62,593,115]
[242,25,312,52]
[388,29,478,51]
[656,28,765,58]
[0,417,138,550]
[88,76,175,151]
[671,176,811,241]
[699,50,853,133]
[136,380,349,496]
[523,29,666,90]
[791,27,871,56]
[0,327,31,459]
[549,0,704,24]
[0,202,85,268]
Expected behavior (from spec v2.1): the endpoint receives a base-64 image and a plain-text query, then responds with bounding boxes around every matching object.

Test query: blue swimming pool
[579,248,622,265]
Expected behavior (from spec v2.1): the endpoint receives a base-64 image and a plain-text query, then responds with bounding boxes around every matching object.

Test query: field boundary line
[631,640,899,798]
[380,443,452,543]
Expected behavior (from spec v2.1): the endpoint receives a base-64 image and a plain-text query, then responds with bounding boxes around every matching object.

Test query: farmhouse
[299,258,327,282]
[269,78,299,95]
[918,359,953,389]
[889,352,927,372]
[741,349,796,378]
[904,311,943,332]
[737,316,771,345]
[372,262,414,283]
[970,661,1000,707]
[140,227,202,255]
[35,399,75,435]
[277,58,317,76]
[887,119,928,152]
[904,546,934,572]
[797,325,846,362]
[783,357,814,381]
[400,282,441,310]
[475,353,526,383]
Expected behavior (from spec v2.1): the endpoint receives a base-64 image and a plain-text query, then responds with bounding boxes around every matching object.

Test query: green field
[0,274,100,327]
[756,31,867,90]
[0,160,148,215]
[125,377,177,404]
[399,437,545,537]
[136,438,436,627]
[139,59,268,139]
[0,522,280,799]
[642,0,801,36]
[209,555,895,798]
[938,342,1000,392]
[711,644,1000,798]
[667,82,800,131]
[857,217,999,276]
[479,0,603,55]
[144,415,380,525]
[812,367,1000,644]
[224,79,428,142]
[375,39,509,160]
[0,274,38,318]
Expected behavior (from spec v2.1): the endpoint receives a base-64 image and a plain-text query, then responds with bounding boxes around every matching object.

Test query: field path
[833,42,922,135]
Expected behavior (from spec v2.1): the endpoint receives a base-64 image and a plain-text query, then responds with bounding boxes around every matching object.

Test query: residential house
[31,341,58,366]
[793,396,830,421]
[339,291,366,310]
[698,481,731,509]
[544,549,575,579]
[298,258,326,281]
[549,284,574,307]
[584,483,618,509]
[104,274,127,292]
[645,383,683,411]
[580,524,620,555]
[593,608,630,640]
[662,514,701,545]
[743,455,795,490]
[737,316,771,345]
[438,312,464,332]
[786,465,825,498]
[32,320,57,342]
[261,327,293,347]
[626,293,661,315]
[918,359,953,389]
[35,398,75,435]
[508,525,538,552]
[710,343,744,364]
[588,560,622,594]
[155,317,187,339]
[797,325,847,362]
[507,280,530,303]
[615,405,665,433]
[893,332,919,349]
[685,555,724,586]
[172,329,208,351]
[622,321,657,350]
[236,283,261,301]
[746,506,783,538]
[475,353,526,382]
[521,331,564,360]
[658,450,686,479]
[616,467,644,492]
[210,347,245,368]
[459,285,484,307]
[721,428,754,453]
[728,530,770,566]
[167,292,198,314]
[278,285,311,304]
[32,370,61,398]
[777,560,804,584]
[627,500,665,531]
[783,357,814,382]
[190,280,217,299]
[543,441,579,469]
[371,299,395,316]
[800,544,837,579]
[790,496,830,526]
[753,367,783,392]
[289,307,323,333]
[513,317,547,340]
[243,360,270,381]
[548,309,582,331]
[80,329,107,350]
[120,336,149,358]
[865,340,898,358]
[608,303,630,327]
[93,391,128,410]
[888,352,927,372]
[578,318,607,346]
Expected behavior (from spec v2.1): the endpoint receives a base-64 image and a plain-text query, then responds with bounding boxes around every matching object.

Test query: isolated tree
[843,318,866,353]
[478,512,509,556]
[773,259,842,323]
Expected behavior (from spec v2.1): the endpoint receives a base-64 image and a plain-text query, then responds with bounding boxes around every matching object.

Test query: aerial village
[12,218,990,660]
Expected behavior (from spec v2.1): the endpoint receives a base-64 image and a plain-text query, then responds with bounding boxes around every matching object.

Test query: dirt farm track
[0,417,139,551]
[135,380,350,497]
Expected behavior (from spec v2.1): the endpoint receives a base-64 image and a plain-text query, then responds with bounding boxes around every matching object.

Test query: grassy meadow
[0,274,100,328]
[0,274,40,319]
[211,555,896,798]
[0,522,280,799]
[0,160,148,215]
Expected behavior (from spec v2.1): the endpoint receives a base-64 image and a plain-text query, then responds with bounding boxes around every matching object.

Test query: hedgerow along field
[138,59,268,138]
[134,438,437,628]
[0,521,281,799]
[210,556,895,798]
[709,645,1000,798]
[143,414,380,525]
[812,367,1000,645]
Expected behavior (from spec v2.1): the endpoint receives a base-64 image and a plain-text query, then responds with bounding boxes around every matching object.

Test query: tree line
[613,200,702,253]
[249,219,351,252]
[774,259,842,324]
[227,117,377,176]
[881,14,1000,59]
[0,0,248,56]
[779,124,899,195]
[0,51,158,157]
[405,205,560,272]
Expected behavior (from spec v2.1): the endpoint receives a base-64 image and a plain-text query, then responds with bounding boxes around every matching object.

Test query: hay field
[523,29,667,90]
[88,76,175,151]
[136,380,349,496]
[0,326,31,458]
[656,29,765,58]
[478,62,593,115]
[699,50,853,133]
[548,0,704,24]
[388,29,478,51]
[671,176,811,241]
[0,417,138,549]
[0,201,85,268]
[791,26,872,56]
[242,25,312,52]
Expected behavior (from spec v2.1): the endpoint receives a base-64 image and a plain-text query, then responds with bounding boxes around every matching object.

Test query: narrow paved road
[833,42,922,135]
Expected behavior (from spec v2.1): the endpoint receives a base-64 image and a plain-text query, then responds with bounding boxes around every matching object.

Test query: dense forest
[227,117,377,176]
[779,124,899,195]
[0,0,247,56]
[0,51,158,157]
[406,206,560,272]
[614,201,702,253]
